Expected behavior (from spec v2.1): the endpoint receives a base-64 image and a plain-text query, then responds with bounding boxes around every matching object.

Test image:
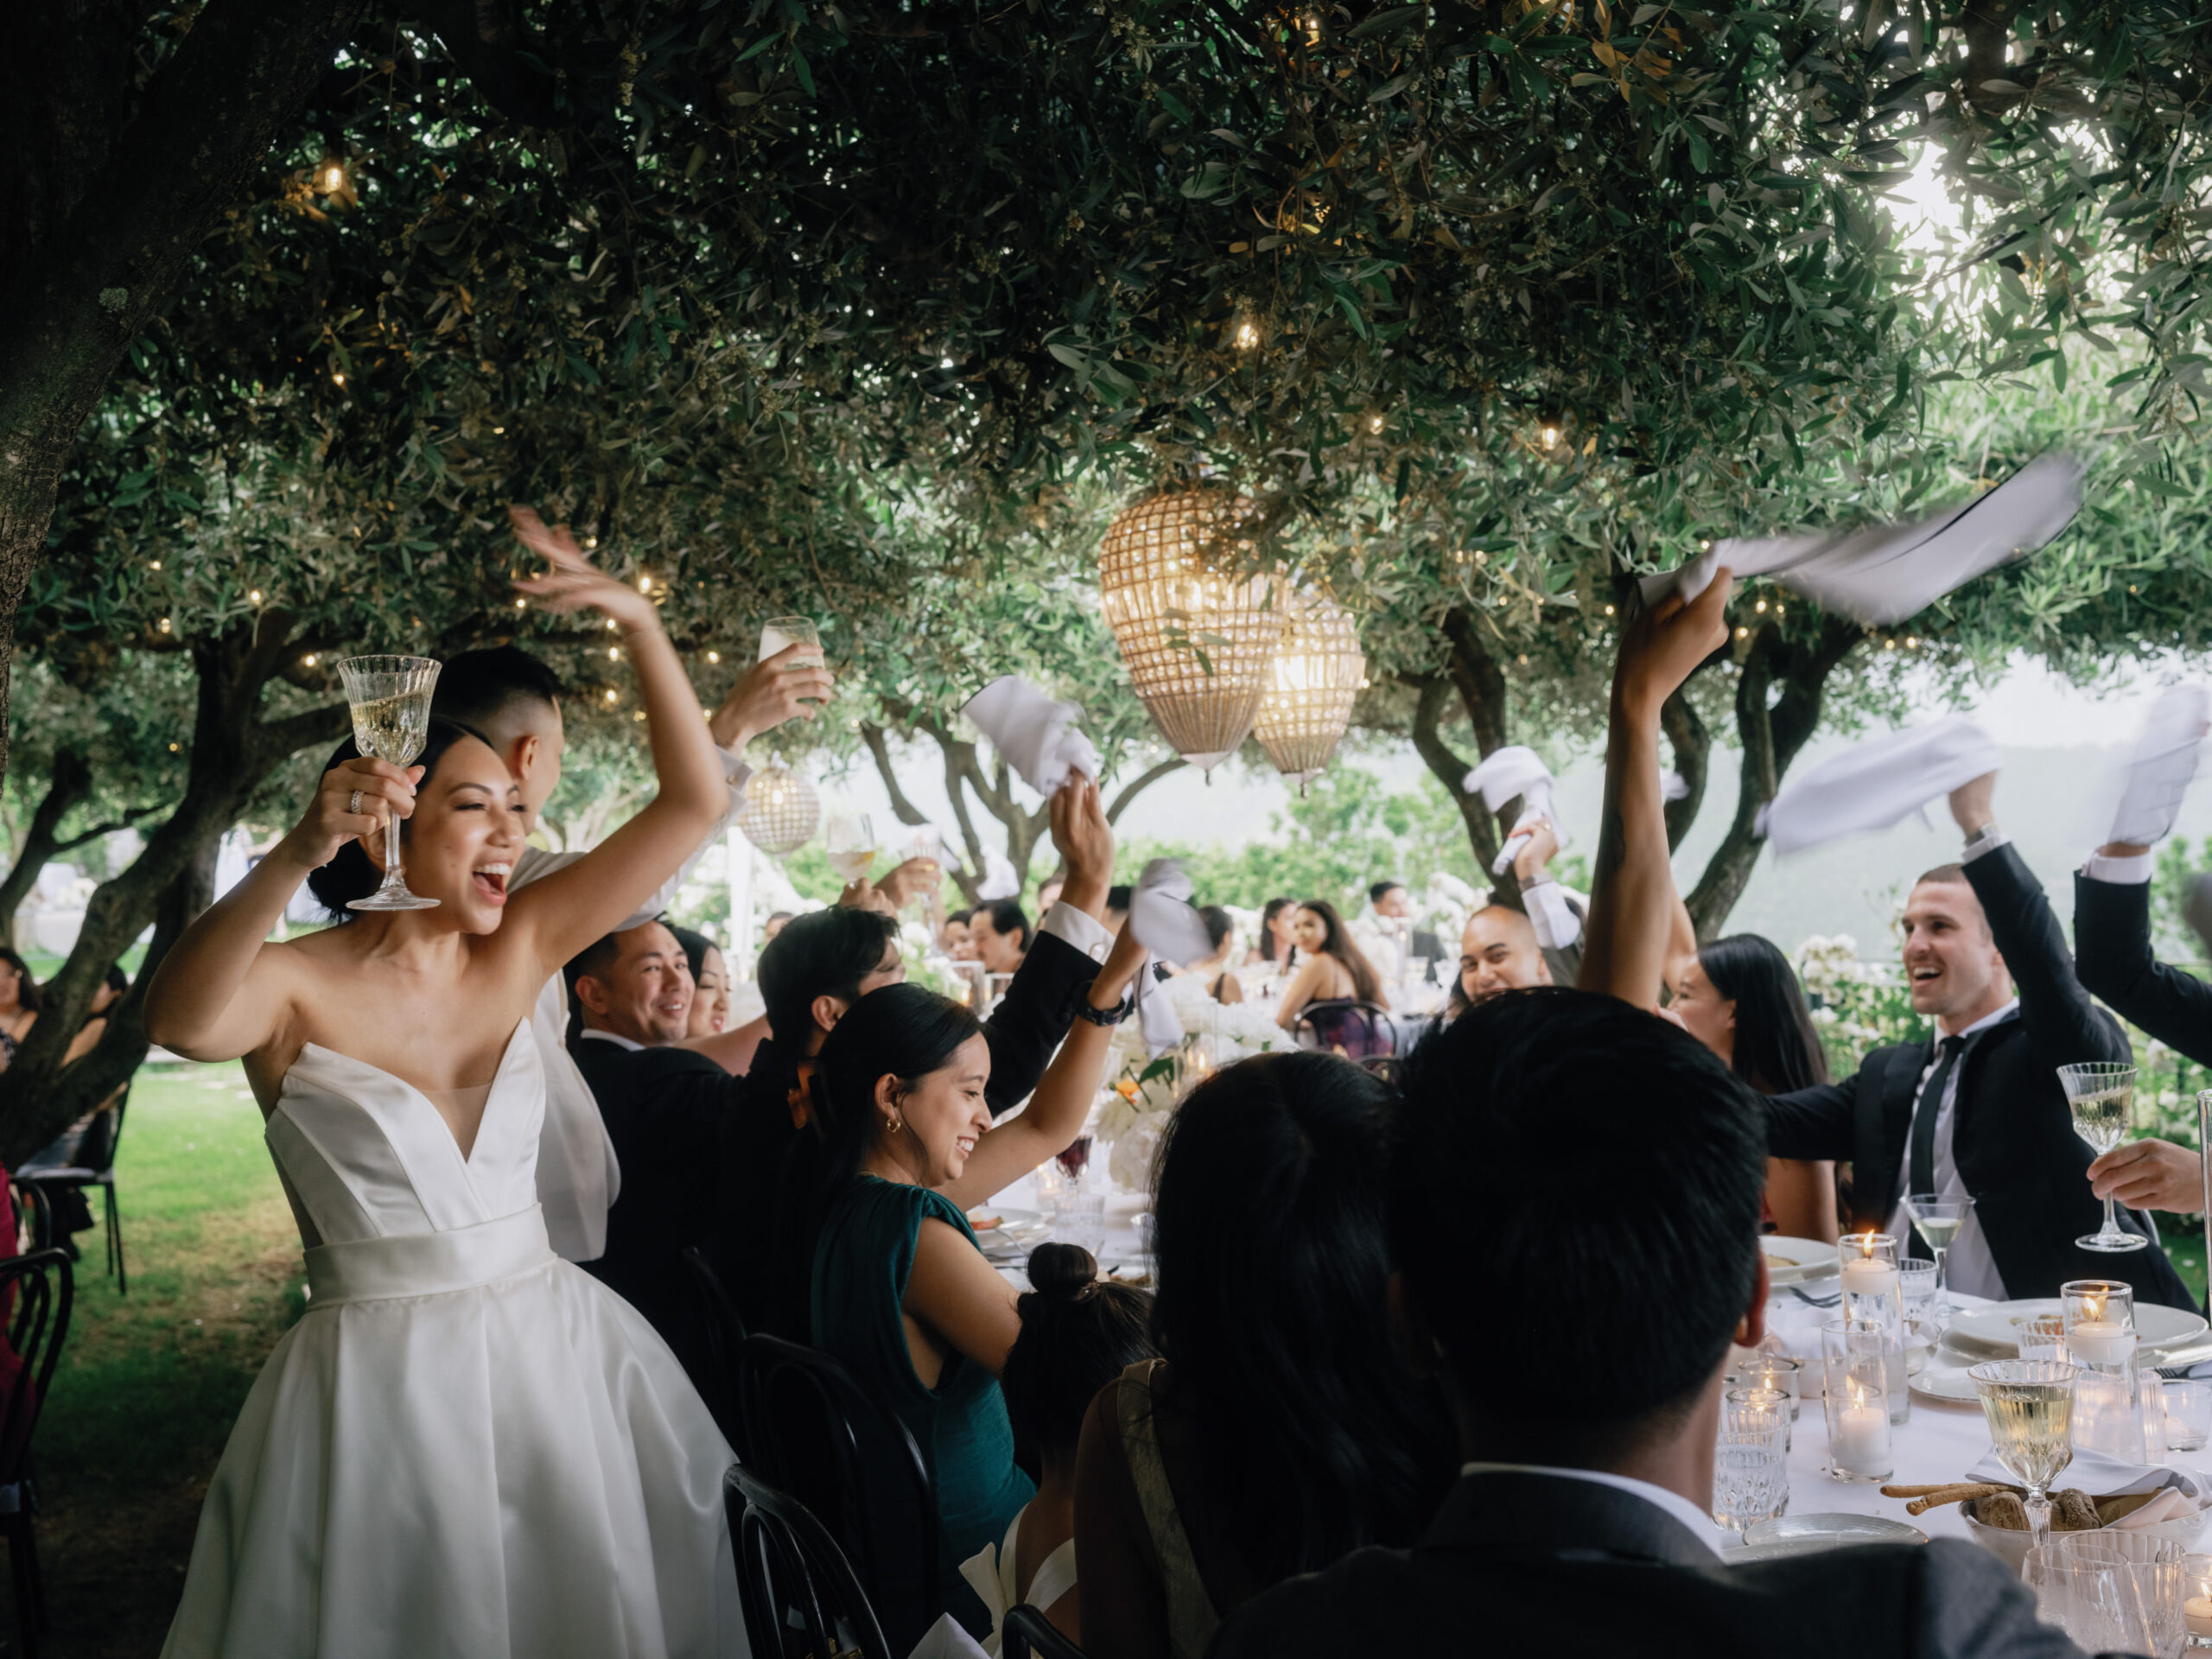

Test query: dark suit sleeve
[1764,1077,1859,1162]
[1911,1540,2092,1659]
[1964,842,2130,1070]
[2075,868,2212,1066]
[979,929,1096,1115]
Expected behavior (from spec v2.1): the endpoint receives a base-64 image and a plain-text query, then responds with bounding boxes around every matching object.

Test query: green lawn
[25,1061,300,1658]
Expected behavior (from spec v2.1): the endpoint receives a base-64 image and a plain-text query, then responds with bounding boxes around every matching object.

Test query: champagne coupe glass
[335,656,442,912]
[902,826,944,915]
[1971,1358,2078,1556]
[2061,1062,2149,1252]
[824,813,879,885]
[1902,1192,1974,1318]
[759,616,827,704]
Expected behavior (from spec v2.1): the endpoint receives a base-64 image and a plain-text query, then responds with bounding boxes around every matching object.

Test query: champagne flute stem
[2024,1488,2052,1557]
[1932,1245,1948,1318]
[2103,1193,2121,1242]
[382,810,405,894]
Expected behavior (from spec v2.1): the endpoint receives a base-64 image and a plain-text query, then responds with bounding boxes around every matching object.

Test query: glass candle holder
[1726,1385,1792,1453]
[2062,1279,2139,1370]
[1821,1318,1894,1483]
[2169,1380,2212,1454]
[1837,1232,1908,1423]
[2020,1313,2070,1364]
[1728,1353,1802,1424]
[2184,1551,2212,1647]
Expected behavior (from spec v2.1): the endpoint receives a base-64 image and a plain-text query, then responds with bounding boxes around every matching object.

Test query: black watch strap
[1073,991,1134,1027]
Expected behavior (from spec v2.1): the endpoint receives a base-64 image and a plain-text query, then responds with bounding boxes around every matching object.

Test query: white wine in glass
[2059,1062,2148,1253]
[1970,1359,2077,1556]
[1901,1192,1974,1317]
[336,655,442,912]
[824,813,878,883]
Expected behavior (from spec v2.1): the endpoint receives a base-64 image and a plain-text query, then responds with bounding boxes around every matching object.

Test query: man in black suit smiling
[1212,991,2090,1659]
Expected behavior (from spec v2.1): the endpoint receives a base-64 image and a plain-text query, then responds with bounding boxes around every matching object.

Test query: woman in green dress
[804,864,1150,1637]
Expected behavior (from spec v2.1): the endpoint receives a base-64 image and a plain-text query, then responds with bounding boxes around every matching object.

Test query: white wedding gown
[161,1021,745,1658]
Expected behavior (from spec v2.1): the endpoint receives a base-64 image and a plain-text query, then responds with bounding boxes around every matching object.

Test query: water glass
[2183,1551,2212,1647]
[2020,1313,2070,1363]
[1821,1318,1894,1482]
[1726,1386,1792,1453]
[2168,1381,2212,1453]
[1727,1353,1802,1423]
[759,615,823,665]
[1056,1193,1106,1255]
[1897,1257,1938,1323]
[1712,1425,1789,1536]
[2026,1530,2185,1657]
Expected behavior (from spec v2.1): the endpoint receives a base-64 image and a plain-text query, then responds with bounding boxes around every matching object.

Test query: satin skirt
[161,1209,743,1658]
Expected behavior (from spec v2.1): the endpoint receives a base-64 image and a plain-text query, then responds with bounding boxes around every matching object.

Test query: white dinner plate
[1910,1366,1984,1403]
[1744,1513,1926,1549]
[1947,1299,2209,1357]
[1761,1236,1840,1286]
[968,1207,1051,1258]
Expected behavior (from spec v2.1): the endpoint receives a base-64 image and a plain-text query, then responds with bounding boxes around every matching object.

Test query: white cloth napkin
[1967,1443,2212,1507]
[962,676,1101,796]
[976,850,1020,902]
[1756,716,1999,855]
[908,1613,991,1659]
[1123,859,1208,1058]
[1638,452,2085,626]
[2109,684,2210,848]
[1464,747,1558,876]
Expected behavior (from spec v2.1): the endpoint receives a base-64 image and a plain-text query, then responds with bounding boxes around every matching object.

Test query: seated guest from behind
[970,899,1031,975]
[762,910,794,944]
[963,1243,1154,1651]
[1185,906,1246,1005]
[1212,991,2089,1659]
[804,925,1149,1640]
[1668,933,1838,1242]
[1076,1052,1455,1659]
[1274,899,1388,1031]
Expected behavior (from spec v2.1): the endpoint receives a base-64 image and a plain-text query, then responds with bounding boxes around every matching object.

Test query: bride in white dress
[146,528,746,1658]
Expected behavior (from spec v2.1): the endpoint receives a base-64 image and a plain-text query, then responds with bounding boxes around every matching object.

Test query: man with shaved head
[1456,906,1554,1010]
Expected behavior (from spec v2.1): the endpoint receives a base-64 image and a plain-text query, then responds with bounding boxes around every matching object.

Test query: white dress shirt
[1886,993,2019,1301]
[1459,1462,1727,1555]
[2082,848,2156,885]
[576,1028,645,1052]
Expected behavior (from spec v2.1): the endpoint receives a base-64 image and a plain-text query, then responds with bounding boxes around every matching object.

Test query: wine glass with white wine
[1969,1358,2078,1557]
[335,655,442,912]
[2059,1062,2148,1253]
[824,813,879,886]
[1901,1192,1974,1319]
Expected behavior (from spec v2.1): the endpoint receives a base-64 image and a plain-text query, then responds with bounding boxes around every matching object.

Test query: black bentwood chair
[0,1249,74,1657]
[724,1463,892,1659]
[1004,1604,1091,1659]
[1293,1000,1398,1063]
[17,1088,130,1295]
[679,1246,751,1454]
[734,1333,943,1649]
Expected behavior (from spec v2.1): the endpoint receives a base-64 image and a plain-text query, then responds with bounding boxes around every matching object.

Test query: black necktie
[1909,1034,1968,1198]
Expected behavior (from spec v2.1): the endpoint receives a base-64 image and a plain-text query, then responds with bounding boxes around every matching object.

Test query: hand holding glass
[2062,1062,2149,1252]
[825,813,878,883]
[335,656,442,912]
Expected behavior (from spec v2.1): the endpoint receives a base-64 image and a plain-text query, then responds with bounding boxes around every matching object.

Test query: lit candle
[1834,1382,1891,1476]
[2187,1595,2212,1639]
[1840,1257,1898,1298]
[2069,1319,2136,1367]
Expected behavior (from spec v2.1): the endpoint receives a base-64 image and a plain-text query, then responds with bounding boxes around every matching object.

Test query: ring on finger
[348,789,364,816]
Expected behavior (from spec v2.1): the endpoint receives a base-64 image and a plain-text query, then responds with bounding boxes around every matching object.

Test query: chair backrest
[724,1462,892,1659]
[10,1182,48,1255]
[0,1249,72,1484]
[680,1246,750,1454]
[76,1085,127,1174]
[1003,1604,1090,1659]
[1294,1000,1397,1060]
[734,1332,941,1647]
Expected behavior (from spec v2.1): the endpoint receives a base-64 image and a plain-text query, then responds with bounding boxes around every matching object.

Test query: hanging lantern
[739,765,820,856]
[1255,592,1364,791]
[1098,486,1284,772]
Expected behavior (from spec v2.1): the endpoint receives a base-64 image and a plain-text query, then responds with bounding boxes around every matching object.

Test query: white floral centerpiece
[1093,974,1289,1189]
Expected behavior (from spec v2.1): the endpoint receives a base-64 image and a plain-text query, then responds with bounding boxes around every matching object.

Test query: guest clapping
[804,920,1152,1637]
[1274,899,1387,1031]
[1075,1052,1454,1657]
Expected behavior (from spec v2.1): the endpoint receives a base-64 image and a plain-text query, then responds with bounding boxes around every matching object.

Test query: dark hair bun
[1025,1242,1099,1302]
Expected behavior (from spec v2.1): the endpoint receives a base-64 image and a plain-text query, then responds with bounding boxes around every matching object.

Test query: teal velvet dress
[810,1175,1034,1636]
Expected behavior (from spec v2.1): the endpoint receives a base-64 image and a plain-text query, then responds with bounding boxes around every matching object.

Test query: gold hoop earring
[884,1114,903,1134]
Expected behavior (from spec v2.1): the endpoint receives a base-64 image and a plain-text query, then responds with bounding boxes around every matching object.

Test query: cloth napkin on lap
[2109,684,2210,849]
[962,675,1102,796]
[1637,451,2085,626]
[1757,716,1999,855]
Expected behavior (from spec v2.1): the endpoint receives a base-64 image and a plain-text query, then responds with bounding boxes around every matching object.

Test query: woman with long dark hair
[0,947,44,1071]
[803,905,1151,1638]
[1247,898,1297,969]
[1274,899,1386,1029]
[1075,1052,1455,1659]
[1669,933,1838,1240]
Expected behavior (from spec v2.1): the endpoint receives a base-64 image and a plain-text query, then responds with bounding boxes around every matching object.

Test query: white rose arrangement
[1092,973,1290,1189]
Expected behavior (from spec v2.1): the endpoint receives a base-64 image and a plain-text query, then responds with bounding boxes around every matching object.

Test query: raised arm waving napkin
[1126,859,1211,1058]
[1464,747,1557,877]
[962,675,1102,796]
[1758,716,2000,855]
[1637,451,2085,626]
[2109,685,2210,849]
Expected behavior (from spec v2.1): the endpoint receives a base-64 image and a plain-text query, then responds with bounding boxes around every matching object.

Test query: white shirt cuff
[1961,825,2010,864]
[1521,877,1581,953]
[1039,901,1113,964]
[720,748,753,818]
[2082,849,2155,885]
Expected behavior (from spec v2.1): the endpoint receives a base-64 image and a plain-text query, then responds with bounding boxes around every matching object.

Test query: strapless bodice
[269,1022,544,1249]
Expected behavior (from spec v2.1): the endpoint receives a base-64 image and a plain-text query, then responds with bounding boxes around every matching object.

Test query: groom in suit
[1213,990,2089,1659]
[1765,771,2194,1309]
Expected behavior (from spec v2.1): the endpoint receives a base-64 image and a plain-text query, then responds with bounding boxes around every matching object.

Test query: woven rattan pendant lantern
[738,764,820,856]
[1099,486,1283,772]
[1255,593,1364,791]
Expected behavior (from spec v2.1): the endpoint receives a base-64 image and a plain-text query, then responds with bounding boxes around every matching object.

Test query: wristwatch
[1073,991,1135,1027]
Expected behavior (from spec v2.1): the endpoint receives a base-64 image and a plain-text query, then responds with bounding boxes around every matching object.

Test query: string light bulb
[249,590,263,604]
[1234,318,1261,350]
[319,158,348,194]
[707,651,721,664]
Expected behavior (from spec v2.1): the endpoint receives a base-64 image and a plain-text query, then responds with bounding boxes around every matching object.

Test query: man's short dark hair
[1370,880,1407,906]
[759,908,899,1046]
[1914,862,1967,889]
[433,645,566,731]
[979,899,1031,950]
[1394,988,1765,1461]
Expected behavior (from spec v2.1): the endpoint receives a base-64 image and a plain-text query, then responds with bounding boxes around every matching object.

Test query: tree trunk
[1683,618,1863,941]
[0,747,92,949]
[1408,676,1503,879]
[1660,687,1711,854]
[1405,607,1534,902]
[1105,757,1185,826]
[0,0,365,797]
[0,618,345,1164]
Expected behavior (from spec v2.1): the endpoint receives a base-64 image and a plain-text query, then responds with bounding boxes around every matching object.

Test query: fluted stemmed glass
[1971,1358,2078,1559]
[2061,1062,2148,1253]
[335,655,442,912]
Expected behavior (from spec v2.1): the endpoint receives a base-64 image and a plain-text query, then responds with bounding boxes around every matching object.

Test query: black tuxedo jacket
[1211,1472,2091,1659]
[2076,870,2212,1065]
[1766,842,2193,1309]
[708,925,1102,1342]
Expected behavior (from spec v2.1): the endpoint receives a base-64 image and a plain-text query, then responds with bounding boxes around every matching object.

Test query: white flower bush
[1093,974,1288,1190]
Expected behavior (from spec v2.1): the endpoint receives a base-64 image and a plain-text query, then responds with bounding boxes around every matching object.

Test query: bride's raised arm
[145,754,422,1060]
[499,510,729,974]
